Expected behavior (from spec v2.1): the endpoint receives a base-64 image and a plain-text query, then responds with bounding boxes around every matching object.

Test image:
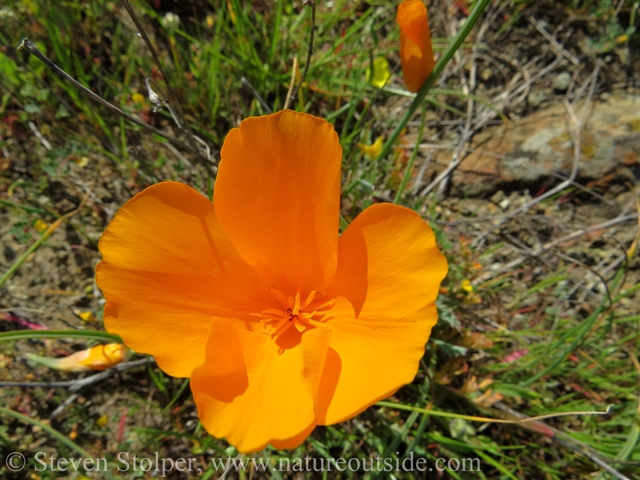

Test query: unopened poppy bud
[397,0,435,93]
[26,343,131,372]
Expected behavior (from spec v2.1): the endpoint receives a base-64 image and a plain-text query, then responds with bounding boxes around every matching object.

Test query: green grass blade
[394,102,427,203]
[0,406,92,457]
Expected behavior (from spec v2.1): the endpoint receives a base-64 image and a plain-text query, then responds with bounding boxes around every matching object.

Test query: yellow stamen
[292,292,301,316]
[255,289,334,340]
[268,288,289,306]
[302,290,317,307]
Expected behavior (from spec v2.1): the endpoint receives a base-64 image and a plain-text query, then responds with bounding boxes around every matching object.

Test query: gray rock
[421,95,640,196]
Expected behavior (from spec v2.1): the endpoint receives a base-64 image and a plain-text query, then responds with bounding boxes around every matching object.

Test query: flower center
[251,289,333,340]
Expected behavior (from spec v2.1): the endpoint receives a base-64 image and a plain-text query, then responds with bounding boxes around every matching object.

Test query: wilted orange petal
[97,182,269,378]
[397,0,435,93]
[214,111,342,294]
[317,204,447,424]
[191,318,331,453]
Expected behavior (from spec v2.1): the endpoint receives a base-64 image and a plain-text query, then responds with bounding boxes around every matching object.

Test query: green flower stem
[0,329,122,343]
[393,102,427,204]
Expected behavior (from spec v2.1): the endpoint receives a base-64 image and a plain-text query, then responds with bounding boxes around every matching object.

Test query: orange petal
[317,203,447,424]
[191,318,331,453]
[397,0,435,93]
[327,203,447,320]
[214,111,342,294]
[97,182,269,378]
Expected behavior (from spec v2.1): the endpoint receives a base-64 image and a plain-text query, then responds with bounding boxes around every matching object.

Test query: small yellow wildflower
[77,311,96,323]
[357,136,384,159]
[461,279,474,292]
[34,219,48,233]
[132,92,145,104]
[616,34,629,44]
[96,415,109,427]
[366,57,391,88]
[75,156,89,167]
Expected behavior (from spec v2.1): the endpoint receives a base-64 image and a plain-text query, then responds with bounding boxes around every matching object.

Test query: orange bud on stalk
[397,0,435,93]
[26,343,131,372]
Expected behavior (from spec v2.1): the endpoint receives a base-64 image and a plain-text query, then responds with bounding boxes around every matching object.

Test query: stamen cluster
[252,289,334,340]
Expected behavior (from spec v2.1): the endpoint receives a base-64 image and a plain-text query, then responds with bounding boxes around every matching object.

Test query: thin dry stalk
[284,57,299,110]
[286,0,316,109]
[17,39,203,158]
[120,0,203,157]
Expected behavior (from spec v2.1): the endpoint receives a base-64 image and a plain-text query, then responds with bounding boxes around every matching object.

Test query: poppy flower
[397,0,435,93]
[96,110,447,453]
[357,135,384,159]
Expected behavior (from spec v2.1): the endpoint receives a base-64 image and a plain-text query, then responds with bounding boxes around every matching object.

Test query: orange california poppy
[397,0,435,93]
[96,110,448,453]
